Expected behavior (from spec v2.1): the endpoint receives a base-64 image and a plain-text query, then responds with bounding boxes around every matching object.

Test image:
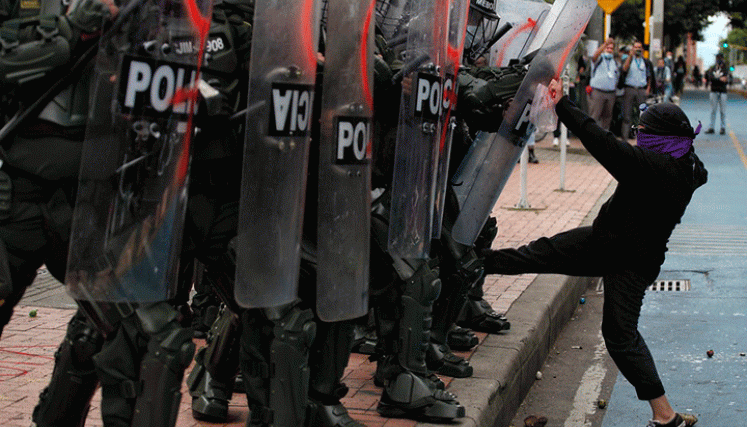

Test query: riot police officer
[27,0,251,424]
[191,1,370,425]
[33,1,369,426]
[366,0,528,420]
[0,0,110,339]
[0,0,113,424]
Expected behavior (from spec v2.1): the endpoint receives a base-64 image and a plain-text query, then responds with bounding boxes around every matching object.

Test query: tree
[610,1,644,43]
[609,0,737,50]
[721,28,747,64]
[662,0,719,48]
[722,0,745,29]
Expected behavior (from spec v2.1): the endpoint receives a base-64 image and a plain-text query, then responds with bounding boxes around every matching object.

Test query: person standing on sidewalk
[705,52,730,135]
[587,37,620,131]
[655,57,673,102]
[620,41,651,140]
[673,55,687,98]
[482,79,707,427]
[692,65,701,88]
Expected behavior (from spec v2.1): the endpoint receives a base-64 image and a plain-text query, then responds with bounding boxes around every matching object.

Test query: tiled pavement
[0,135,614,427]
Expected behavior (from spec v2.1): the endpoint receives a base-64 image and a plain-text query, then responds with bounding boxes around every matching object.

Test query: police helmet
[374,0,410,41]
[464,0,502,65]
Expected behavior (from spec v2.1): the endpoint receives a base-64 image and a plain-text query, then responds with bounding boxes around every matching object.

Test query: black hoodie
[555,96,708,268]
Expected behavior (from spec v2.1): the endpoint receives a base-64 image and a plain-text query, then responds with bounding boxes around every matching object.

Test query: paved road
[511,86,747,427]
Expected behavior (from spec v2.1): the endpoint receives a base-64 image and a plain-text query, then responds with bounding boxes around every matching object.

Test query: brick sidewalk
[0,137,613,427]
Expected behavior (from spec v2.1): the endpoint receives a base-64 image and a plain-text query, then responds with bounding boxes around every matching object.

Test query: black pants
[0,195,71,337]
[484,226,666,400]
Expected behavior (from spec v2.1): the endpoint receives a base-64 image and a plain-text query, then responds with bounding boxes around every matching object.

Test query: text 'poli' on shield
[414,73,443,120]
[335,117,370,164]
[120,56,197,116]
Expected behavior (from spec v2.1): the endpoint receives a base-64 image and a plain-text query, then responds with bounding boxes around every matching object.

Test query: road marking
[729,126,747,170]
[564,330,608,427]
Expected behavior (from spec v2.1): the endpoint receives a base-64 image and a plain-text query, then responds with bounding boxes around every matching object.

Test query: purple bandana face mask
[636,123,701,159]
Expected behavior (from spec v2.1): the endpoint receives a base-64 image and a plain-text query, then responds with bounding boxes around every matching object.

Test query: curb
[417,179,616,427]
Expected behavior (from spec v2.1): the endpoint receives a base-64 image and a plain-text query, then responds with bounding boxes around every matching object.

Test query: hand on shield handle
[199,78,234,118]
[66,0,118,34]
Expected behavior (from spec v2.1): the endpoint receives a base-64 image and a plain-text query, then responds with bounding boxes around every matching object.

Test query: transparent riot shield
[489,0,551,67]
[315,0,375,322]
[451,0,550,209]
[431,0,470,238]
[386,0,450,259]
[66,0,212,304]
[450,0,595,247]
[234,0,322,309]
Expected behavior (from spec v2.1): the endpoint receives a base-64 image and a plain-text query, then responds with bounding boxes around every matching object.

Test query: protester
[705,52,730,135]
[482,78,706,427]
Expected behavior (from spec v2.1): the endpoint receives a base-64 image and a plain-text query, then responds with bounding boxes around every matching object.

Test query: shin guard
[131,315,195,427]
[32,309,102,427]
[187,305,240,421]
[240,302,316,427]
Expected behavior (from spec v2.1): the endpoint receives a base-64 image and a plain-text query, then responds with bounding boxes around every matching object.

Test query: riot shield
[431,0,470,238]
[65,0,213,304]
[234,0,322,309]
[451,0,550,209]
[450,0,595,247]
[315,0,375,322]
[489,0,550,67]
[386,0,450,259]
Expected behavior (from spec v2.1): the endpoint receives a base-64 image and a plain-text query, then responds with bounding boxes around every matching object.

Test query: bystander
[587,37,619,131]
[620,41,650,140]
[705,52,730,135]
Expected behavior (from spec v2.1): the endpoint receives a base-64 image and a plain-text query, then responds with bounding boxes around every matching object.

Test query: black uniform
[29,0,250,425]
[0,0,95,337]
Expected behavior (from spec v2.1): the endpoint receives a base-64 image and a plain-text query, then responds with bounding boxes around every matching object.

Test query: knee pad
[93,304,195,427]
[32,310,102,427]
[131,323,195,427]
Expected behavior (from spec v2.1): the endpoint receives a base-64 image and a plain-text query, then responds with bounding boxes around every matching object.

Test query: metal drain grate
[647,279,691,292]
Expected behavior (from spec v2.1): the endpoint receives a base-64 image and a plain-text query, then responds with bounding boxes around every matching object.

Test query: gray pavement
[18,269,75,310]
